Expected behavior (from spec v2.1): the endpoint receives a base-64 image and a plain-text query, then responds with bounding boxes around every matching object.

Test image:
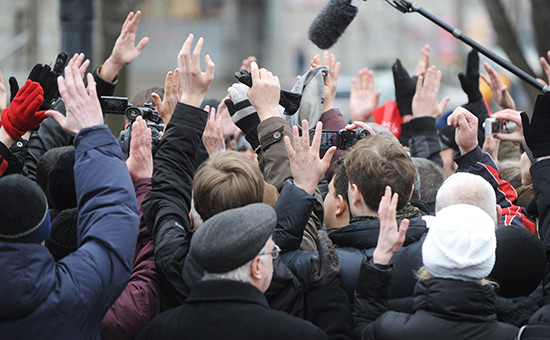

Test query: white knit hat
[422,204,496,281]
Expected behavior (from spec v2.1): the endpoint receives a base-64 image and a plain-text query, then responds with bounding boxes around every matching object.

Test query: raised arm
[141,33,214,310]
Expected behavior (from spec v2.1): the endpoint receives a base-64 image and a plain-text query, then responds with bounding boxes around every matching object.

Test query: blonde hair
[193,151,265,221]
[416,266,498,287]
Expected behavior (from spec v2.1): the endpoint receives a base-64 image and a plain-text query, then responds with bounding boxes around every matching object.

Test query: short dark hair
[129,87,164,107]
[411,157,445,203]
[344,135,415,210]
[331,158,348,201]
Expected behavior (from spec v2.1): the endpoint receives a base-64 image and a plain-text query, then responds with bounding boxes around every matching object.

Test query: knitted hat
[0,174,50,243]
[422,204,496,281]
[47,149,77,211]
[45,207,78,261]
[190,203,276,273]
[489,225,545,298]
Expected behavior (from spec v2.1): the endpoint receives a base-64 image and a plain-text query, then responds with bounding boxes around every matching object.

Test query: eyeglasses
[258,244,281,259]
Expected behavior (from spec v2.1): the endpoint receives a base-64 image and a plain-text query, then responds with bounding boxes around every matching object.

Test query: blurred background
[1,0,549,125]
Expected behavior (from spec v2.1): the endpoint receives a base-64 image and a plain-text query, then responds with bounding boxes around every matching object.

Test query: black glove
[9,76,19,103]
[521,92,550,158]
[28,64,58,111]
[52,52,68,77]
[458,50,482,103]
[309,230,340,290]
[392,59,417,117]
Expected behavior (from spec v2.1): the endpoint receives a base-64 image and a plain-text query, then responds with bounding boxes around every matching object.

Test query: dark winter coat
[353,260,519,340]
[0,126,139,340]
[100,178,160,340]
[137,280,351,340]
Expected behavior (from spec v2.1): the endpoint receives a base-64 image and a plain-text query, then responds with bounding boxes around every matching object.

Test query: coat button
[273,131,281,140]
[16,141,23,148]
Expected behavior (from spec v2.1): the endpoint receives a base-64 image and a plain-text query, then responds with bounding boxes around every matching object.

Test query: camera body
[311,128,370,150]
[484,118,505,135]
[100,96,164,159]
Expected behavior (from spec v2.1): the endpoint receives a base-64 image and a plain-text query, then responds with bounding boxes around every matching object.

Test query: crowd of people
[1,8,550,340]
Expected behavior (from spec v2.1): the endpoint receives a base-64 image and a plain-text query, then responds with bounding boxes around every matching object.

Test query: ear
[250,256,262,280]
[189,212,196,231]
[409,183,415,200]
[335,194,348,217]
[349,183,362,206]
[496,204,502,227]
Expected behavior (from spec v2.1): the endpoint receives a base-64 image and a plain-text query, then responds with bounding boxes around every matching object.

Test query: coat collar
[413,278,498,322]
[328,217,427,249]
[187,280,270,308]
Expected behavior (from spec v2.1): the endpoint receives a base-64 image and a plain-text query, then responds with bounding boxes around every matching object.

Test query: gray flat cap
[190,203,277,273]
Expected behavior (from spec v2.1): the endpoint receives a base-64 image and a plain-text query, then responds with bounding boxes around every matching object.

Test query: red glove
[1,80,47,140]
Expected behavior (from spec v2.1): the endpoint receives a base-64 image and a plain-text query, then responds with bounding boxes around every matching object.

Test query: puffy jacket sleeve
[57,125,139,313]
[101,178,160,340]
[141,103,207,310]
[407,117,443,167]
[455,146,536,232]
[353,258,393,340]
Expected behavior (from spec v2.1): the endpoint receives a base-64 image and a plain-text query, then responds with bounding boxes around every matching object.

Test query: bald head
[435,172,498,225]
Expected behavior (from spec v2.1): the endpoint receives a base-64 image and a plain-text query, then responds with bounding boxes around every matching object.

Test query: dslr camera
[100,96,164,159]
[311,128,370,150]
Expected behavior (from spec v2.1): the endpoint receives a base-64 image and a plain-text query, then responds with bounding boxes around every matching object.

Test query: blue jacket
[0,126,139,340]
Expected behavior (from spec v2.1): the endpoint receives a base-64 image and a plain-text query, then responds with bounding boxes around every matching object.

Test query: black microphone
[308,0,359,50]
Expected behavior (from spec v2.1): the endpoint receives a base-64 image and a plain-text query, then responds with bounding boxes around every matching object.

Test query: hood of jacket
[328,217,427,250]
[413,278,498,322]
[0,242,55,320]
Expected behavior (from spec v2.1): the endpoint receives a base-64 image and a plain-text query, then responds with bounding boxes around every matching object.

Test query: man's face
[258,238,275,292]
[324,178,339,228]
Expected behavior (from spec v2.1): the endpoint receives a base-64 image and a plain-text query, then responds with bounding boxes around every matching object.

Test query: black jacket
[137,280,352,340]
[141,103,306,316]
[281,216,427,311]
[353,260,519,340]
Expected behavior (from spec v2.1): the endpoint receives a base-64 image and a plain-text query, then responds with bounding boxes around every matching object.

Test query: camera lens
[125,107,140,121]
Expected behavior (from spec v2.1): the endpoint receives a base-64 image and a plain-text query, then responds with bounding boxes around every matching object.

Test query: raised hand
[126,116,153,182]
[0,69,6,112]
[202,105,225,156]
[284,119,336,195]
[412,66,449,119]
[311,52,341,112]
[0,80,46,141]
[246,62,280,121]
[372,186,409,265]
[178,34,215,107]
[458,50,482,103]
[447,106,479,155]
[100,11,149,82]
[538,50,550,86]
[152,68,182,126]
[48,55,103,136]
[480,62,515,110]
[414,44,431,77]
[490,109,524,143]
[350,68,380,122]
[240,56,257,72]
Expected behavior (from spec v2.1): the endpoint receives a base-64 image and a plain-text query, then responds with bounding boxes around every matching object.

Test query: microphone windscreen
[308,0,358,50]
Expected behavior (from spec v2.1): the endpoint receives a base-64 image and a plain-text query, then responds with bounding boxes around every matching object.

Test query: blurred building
[0,0,537,111]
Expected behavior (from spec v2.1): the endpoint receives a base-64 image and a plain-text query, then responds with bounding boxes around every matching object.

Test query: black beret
[489,225,546,298]
[190,203,276,273]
